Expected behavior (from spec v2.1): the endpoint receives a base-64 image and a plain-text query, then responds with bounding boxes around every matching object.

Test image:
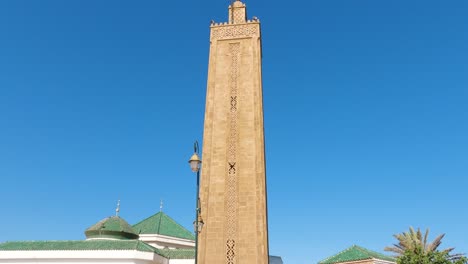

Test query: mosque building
[0,209,196,264]
[0,212,394,264]
[0,207,283,264]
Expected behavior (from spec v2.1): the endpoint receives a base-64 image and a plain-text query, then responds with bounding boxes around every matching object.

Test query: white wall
[138,235,194,250]
[0,250,165,264]
[168,260,193,264]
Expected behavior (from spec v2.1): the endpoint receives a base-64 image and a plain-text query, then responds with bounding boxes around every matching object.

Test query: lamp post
[188,141,202,264]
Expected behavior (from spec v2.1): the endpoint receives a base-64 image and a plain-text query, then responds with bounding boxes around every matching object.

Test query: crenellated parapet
[210,19,260,27]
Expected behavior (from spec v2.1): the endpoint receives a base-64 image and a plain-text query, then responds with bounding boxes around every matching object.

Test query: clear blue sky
[0,1,467,263]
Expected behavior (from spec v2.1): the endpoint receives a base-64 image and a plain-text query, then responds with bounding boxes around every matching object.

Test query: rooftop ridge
[319,245,356,264]
[132,212,161,229]
[156,212,162,234]
[318,245,395,264]
[132,212,194,240]
[0,240,157,253]
[354,245,395,262]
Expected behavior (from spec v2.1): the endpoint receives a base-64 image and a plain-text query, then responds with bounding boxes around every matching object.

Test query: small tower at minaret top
[229,0,247,24]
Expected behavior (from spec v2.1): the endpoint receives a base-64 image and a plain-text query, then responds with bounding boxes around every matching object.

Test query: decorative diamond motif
[226,239,236,264]
[230,96,237,111]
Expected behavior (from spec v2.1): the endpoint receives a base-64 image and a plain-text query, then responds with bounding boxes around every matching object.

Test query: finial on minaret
[160,199,163,212]
[115,200,120,216]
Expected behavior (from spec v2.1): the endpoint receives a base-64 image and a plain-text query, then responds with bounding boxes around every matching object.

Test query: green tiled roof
[158,248,195,259]
[85,216,139,240]
[0,240,156,252]
[133,212,195,241]
[319,245,395,264]
[0,240,195,260]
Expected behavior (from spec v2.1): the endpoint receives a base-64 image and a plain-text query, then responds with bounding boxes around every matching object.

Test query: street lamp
[193,219,204,233]
[188,141,202,264]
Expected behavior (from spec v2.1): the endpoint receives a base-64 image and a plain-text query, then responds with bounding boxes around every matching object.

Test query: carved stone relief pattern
[211,24,258,40]
[233,9,245,24]
[225,42,240,264]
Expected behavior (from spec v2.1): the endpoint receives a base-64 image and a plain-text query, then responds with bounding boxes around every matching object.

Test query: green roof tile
[0,240,156,252]
[0,240,196,260]
[319,245,395,264]
[157,248,195,259]
[133,212,195,241]
[85,216,139,240]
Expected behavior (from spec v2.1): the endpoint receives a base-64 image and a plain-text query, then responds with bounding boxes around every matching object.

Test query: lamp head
[193,219,204,233]
[188,153,201,173]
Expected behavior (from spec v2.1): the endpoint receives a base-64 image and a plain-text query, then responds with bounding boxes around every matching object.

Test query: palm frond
[423,228,429,252]
[447,252,465,261]
[384,246,405,255]
[427,233,445,252]
[442,247,455,254]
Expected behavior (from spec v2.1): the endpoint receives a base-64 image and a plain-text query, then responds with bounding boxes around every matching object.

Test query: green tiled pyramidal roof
[0,240,156,252]
[133,212,195,241]
[85,216,139,240]
[319,245,395,264]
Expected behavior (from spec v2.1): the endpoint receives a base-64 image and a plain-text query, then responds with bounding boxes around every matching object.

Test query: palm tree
[385,227,463,260]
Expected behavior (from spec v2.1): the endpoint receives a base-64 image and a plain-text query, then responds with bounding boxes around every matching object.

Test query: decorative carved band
[211,24,259,40]
[225,42,240,264]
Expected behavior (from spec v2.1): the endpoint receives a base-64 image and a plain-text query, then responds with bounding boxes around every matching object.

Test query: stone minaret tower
[198,1,269,263]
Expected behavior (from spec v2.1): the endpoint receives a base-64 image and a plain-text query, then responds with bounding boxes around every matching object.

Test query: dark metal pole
[195,169,200,264]
[194,140,200,264]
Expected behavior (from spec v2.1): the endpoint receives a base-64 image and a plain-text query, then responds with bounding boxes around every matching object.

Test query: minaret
[199,1,269,263]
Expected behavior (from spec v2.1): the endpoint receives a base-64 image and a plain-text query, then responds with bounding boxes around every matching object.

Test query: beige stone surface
[198,1,269,263]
